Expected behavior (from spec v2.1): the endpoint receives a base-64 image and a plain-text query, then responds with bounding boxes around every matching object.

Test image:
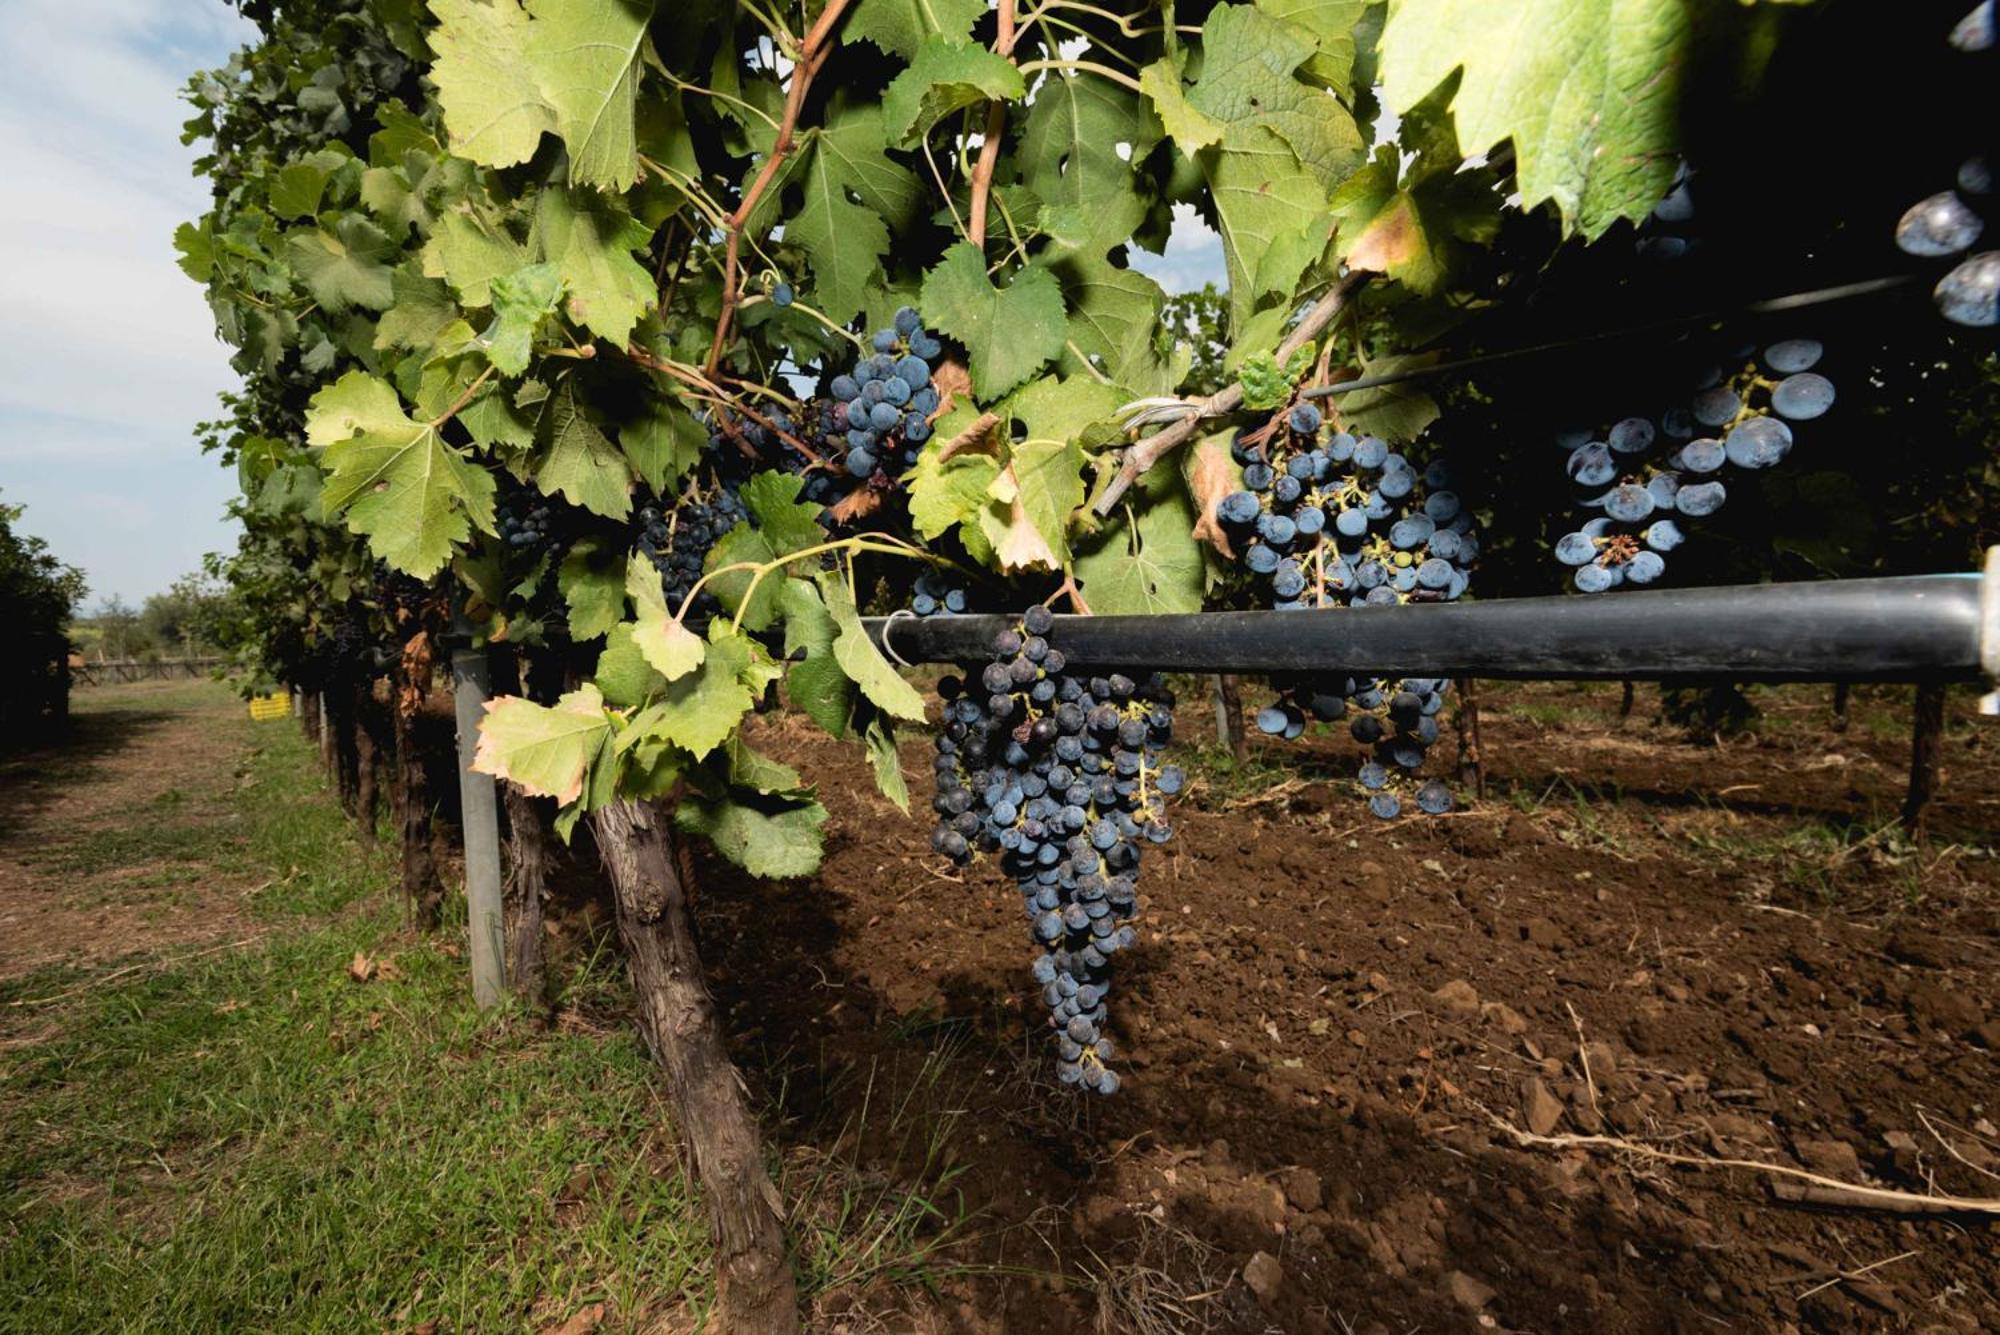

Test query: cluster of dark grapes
[636,486,747,620]
[495,486,557,551]
[1890,4,1996,327]
[909,568,968,617]
[929,606,1178,1094]
[1635,162,1698,263]
[805,307,943,509]
[1214,400,1475,817]
[1555,338,1832,591]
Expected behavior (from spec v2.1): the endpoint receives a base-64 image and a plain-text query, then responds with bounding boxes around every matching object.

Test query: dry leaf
[348,951,376,982]
[931,358,973,415]
[829,485,883,524]
[937,410,1001,463]
[1185,431,1240,559]
[540,1301,607,1335]
[213,998,246,1014]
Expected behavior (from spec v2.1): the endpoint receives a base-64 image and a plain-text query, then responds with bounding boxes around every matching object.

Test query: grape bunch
[808,307,944,509]
[1889,4,1996,327]
[1215,402,1476,817]
[635,485,747,621]
[494,481,563,554]
[909,568,968,617]
[1554,338,1831,591]
[929,606,1178,1094]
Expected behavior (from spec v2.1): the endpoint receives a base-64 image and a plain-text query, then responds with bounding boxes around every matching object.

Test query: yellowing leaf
[626,553,704,680]
[428,0,555,168]
[472,684,614,806]
[524,0,653,191]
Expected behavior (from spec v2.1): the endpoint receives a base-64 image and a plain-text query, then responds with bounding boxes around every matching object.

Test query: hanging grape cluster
[1890,3,1996,327]
[930,606,1178,1094]
[909,568,968,617]
[808,307,943,510]
[1215,402,1476,817]
[1555,338,1832,591]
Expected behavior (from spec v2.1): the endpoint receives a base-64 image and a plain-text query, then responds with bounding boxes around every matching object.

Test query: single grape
[1679,437,1726,473]
[1626,550,1666,584]
[771,282,794,307]
[1415,780,1453,815]
[1691,386,1741,428]
[1643,519,1684,552]
[1574,562,1617,593]
[1367,792,1401,820]
[1724,415,1793,468]
[1289,402,1323,434]
[1676,480,1727,517]
[1770,374,1834,422]
[1950,0,1995,51]
[1895,191,1985,258]
[1603,483,1654,523]
[1607,417,1656,454]
[1960,157,1993,198]
[894,306,922,337]
[1762,339,1823,374]
[1936,252,2000,327]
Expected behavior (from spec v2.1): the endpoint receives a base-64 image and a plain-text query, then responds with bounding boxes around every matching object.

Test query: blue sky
[0,0,254,609]
[0,5,1223,611]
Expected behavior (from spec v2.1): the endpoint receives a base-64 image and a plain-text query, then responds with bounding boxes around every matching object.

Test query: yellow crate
[248,692,292,721]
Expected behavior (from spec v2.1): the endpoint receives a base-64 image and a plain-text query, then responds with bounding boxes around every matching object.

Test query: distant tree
[141,573,237,655]
[0,492,87,737]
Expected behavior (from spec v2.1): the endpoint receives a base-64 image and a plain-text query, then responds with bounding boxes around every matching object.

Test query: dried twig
[1484,1112,2000,1216]
[966,0,1019,249]
[1093,273,1368,516]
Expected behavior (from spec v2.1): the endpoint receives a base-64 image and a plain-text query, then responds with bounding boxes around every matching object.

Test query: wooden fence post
[450,643,508,1009]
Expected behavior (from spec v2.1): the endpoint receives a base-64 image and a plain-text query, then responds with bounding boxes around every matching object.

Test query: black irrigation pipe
[1300,274,1920,400]
[864,565,2000,686]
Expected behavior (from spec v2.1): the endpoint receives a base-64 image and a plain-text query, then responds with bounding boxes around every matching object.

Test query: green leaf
[559,536,626,640]
[172,222,214,281]
[537,380,633,518]
[1238,343,1315,410]
[920,244,1068,401]
[374,267,459,353]
[471,683,613,806]
[1338,353,1441,443]
[308,371,497,577]
[702,524,780,631]
[425,207,530,307]
[1016,75,1153,255]
[1140,58,1224,155]
[628,624,758,759]
[1379,0,1693,236]
[1049,255,1181,397]
[285,215,397,313]
[428,0,555,168]
[738,471,825,558]
[908,445,1000,545]
[787,99,919,325]
[484,261,563,374]
[882,38,1026,148]
[536,185,657,343]
[1188,3,1365,181]
[270,160,331,219]
[626,553,704,680]
[864,715,910,813]
[1329,141,1500,294]
[821,575,927,722]
[778,579,853,738]
[619,400,704,493]
[1254,0,1368,96]
[593,622,665,706]
[989,435,1087,572]
[675,792,826,878]
[724,735,805,796]
[1075,471,1206,614]
[524,0,653,191]
[843,0,985,58]
[1202,125,1331,331]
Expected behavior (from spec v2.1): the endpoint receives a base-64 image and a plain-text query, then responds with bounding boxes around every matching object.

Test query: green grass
[0,708,708,1333]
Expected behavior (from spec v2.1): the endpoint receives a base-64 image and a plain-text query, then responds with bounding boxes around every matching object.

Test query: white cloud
[0,0,255,600]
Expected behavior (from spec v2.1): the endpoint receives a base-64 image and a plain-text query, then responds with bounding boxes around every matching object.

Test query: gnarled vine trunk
[493,646,549,1005]
[1902,684,1946,836]
[392,646,442,932]
[353,677,391,847]
[1454,677,1486,798]
[591,798,797,1334]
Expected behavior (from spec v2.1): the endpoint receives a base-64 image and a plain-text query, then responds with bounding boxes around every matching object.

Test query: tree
[0,492,87,737]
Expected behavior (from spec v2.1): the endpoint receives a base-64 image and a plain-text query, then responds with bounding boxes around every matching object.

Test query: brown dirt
[687,680,2000,1333]
[0,681,268,982]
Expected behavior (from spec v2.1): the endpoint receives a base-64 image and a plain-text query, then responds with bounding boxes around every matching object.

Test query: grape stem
[1093,272,1369,517]
[967,0,1021,250]
[666,535,931,630]
[703,0,857,378]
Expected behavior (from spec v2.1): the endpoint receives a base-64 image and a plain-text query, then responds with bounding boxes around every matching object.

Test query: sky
[0,0,255,610]
[0,4,1225,612]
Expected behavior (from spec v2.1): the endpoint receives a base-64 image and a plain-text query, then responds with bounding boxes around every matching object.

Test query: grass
[0,697,707,1333]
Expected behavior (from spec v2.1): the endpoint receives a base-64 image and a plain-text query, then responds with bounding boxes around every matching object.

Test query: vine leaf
[375,267,458,352]
[1074,470,1206,615]
[821,576,927,722]
[779,579,854,739]
[307,371,496,577]
[428,0,554,169]
[472,683,614,806]
[558,536,625,641]
[626,625,760,759]
[618,398,704,494]
[882,38,1026,148]
[1379,0,1692,236]
[1255,0,1369,97]
[1188,3,1364,181]
[864,715,910,813]
[286,216,398,313]
[593,622,664,707]
[535,185,656,344]
[424,208,530,307]
[788,99,919,326]
[626,553,705,680]
[675,792,827,878]
[523,0,653,191]
[1338,353,1442,443]
[1140,59,1224,155]
[843,0,986,59]
[537,380,633,519]
[1017,75,1155,257]
[921,244,1067,401]
[483,261,563,374]
[1186,430,1244,558]
[1203,125,1333,332]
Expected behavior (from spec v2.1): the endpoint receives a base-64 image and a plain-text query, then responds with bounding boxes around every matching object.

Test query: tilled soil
[688,681,2000,1333]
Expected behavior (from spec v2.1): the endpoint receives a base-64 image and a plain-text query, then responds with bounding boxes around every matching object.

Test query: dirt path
[0,681,271,981]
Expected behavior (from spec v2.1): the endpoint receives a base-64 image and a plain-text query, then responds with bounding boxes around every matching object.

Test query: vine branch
[703,0,856,378]
[1092,272,1369,517]
[966,0,1020,250]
